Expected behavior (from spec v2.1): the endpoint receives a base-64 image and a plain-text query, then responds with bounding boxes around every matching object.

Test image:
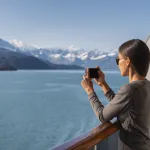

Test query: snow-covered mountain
[0,38,16,51]
[23,47,119,69]
[1,37,150,70]
[20,47,119,69]
[9,39,39,51]
[0,38,120,69]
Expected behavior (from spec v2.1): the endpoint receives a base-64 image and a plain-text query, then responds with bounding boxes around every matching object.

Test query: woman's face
[117,52,130,76]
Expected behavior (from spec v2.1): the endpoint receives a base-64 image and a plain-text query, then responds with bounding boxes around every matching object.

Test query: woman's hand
[81,68,94,95]
[94,66,106,86]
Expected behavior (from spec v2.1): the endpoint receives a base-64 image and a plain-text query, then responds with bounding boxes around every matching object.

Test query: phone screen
[88,68,99,78]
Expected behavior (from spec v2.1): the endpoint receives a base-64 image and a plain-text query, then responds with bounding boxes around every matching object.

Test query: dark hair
[119,39,150,77]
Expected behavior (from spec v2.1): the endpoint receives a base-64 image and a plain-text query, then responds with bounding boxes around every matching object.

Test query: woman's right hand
[94,66,106,86]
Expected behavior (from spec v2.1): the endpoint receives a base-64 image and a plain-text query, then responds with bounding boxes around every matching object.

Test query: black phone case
[89,68,99,78]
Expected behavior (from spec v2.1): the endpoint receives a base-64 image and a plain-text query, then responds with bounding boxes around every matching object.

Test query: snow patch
[90,55,107,60]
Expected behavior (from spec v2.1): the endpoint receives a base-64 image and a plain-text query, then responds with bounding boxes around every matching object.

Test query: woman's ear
[126,57,131,67]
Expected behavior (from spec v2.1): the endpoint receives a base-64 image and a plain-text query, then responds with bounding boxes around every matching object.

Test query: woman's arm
[91,66,116,101]
[100,81,116,101]
[88,84,132,123]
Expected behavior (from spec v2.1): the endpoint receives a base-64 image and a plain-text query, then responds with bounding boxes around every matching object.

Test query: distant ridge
[0,38,119,70]
[0,47,83,70]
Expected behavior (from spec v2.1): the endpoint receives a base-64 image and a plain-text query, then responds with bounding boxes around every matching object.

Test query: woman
[81,39,150,150]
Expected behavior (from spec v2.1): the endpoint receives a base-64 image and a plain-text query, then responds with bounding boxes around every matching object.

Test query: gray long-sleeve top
[88,79,150,150]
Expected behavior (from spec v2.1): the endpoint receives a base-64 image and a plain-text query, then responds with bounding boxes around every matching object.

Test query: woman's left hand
[81,68,94,95]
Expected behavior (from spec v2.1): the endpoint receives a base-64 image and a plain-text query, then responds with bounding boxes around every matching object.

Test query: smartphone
[88,68,99,78]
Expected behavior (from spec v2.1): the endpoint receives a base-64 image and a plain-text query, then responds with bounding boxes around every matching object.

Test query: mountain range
[0,39,83,70]
[0,38,121,71]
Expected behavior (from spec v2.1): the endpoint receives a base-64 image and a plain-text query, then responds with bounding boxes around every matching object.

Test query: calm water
[0,70,128,150]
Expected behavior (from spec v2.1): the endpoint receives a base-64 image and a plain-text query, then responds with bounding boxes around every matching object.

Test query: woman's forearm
[100,81,116,101]
[100,81,111,94]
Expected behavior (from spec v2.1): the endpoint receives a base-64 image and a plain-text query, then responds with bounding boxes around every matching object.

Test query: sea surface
[0,70,128,150]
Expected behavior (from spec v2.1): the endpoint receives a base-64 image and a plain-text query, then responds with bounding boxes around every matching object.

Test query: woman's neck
[129,72,145,83]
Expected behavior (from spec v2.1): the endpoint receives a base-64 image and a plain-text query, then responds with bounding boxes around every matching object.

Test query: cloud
[9,39,26,47]
[9,39,39,49]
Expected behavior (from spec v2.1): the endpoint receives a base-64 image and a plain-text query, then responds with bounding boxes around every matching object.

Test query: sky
[0,0,150,51]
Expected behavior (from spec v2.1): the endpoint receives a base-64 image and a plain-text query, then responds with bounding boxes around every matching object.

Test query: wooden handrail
[51,121,121,150]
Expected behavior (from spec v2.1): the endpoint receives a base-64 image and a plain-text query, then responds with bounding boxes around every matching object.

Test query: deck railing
[51,120,121,150]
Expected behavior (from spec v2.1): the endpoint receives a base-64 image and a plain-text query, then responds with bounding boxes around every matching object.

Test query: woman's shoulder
[120,79,150,93]
[129,78,150,88]
[117,84,132,95]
